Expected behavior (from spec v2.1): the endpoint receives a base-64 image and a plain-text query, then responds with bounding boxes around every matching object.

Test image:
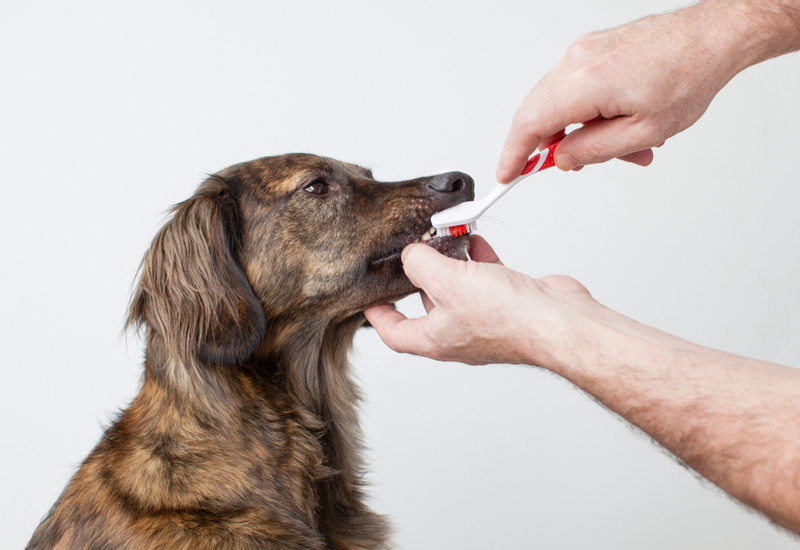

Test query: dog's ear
[127,176,266,366]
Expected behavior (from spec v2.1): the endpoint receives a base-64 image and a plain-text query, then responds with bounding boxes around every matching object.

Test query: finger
[468,235,504,265]
[400,243,462,294]
[499,81,613,179]
[539,129,566,151]
[497,113,544,183]
[364,304,405,329]
[618,148,654,167]
[557,116,659,167]
[581,116,603,126]
[363,304,429,355]
[420,290,434,313]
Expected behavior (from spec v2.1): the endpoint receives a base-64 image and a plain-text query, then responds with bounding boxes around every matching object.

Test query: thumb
[400,243,463,296]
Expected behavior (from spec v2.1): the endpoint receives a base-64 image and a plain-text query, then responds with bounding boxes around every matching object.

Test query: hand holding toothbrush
[496,0,800,183]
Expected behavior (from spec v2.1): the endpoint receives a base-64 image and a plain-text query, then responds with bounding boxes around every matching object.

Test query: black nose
[426,171,474,194]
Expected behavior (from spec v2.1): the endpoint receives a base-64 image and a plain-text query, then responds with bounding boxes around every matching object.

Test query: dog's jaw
[367,234,469,269]
[362,231,470,309]
[423,233,471,259]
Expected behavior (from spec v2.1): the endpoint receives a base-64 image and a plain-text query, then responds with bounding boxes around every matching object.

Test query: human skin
[365,0,800,532]
[365,238,800,532]
[496,0,800,180]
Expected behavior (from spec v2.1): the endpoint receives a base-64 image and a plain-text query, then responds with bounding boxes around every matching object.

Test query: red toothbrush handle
[520,139,562,176]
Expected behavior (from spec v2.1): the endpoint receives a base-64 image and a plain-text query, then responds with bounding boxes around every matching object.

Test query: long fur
[26,154,474,550]
[128,176,266,367]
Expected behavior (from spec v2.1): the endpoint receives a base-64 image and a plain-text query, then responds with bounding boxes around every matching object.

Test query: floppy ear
[127,176,266,366]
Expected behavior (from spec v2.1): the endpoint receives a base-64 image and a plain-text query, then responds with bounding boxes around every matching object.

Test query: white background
[3,1,800,548]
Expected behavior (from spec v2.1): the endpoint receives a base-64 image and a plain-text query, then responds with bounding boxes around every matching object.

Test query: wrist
[529,300,688,391]
[512,285,647,377]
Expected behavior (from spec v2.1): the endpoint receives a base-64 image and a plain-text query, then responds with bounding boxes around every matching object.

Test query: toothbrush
[431,140,561,237]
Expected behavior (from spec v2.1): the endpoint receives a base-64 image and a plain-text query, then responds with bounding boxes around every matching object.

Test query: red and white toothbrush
[431,140,561,237]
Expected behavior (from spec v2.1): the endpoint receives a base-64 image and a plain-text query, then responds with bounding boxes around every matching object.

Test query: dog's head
[128,154,474,366]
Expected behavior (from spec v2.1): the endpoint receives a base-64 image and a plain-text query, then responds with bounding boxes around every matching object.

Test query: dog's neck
[255,313,364,409]
[111,314,367,518]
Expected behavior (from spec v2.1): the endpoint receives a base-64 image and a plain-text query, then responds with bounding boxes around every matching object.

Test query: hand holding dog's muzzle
[365,235,581,367]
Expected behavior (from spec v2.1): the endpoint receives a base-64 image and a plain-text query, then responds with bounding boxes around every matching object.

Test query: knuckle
[634,120,667,148]
[563,32,600,64]
[511,106,534,134]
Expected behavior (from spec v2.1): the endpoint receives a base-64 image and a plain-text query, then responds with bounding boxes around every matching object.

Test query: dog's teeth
[417,227,438,243]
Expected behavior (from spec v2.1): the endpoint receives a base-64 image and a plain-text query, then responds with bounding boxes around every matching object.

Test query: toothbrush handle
[430,140,565,228]
[480,139,564,207]
[519,139,561,176]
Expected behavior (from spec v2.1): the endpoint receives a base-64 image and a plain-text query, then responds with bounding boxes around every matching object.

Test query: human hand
[496,3,745,181]
[364,235,595,367]
[367,238,800,537]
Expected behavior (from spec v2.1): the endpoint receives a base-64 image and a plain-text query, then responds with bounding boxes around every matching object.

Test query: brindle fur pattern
[27,154,474,550]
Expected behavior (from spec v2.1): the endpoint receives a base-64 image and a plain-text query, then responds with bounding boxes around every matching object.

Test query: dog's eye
[303,179,330,196]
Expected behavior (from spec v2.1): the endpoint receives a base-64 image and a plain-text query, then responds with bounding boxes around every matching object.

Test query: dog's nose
[426,171,474,194]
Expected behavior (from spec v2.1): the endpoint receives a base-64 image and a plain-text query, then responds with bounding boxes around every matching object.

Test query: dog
[26,153,474,550]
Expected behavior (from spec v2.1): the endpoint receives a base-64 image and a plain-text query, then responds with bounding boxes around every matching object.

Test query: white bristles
[414,221,476,244]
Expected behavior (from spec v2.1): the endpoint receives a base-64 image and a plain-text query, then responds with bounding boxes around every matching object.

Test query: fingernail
[556,153,579,171]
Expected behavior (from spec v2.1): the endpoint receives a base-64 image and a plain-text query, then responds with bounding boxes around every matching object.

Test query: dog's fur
[27,154,474,550]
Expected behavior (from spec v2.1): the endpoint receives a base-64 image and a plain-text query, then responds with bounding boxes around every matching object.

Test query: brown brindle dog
[26,154,474,550]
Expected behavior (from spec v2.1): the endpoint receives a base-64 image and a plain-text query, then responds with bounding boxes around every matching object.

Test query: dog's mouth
[368,224,470,270]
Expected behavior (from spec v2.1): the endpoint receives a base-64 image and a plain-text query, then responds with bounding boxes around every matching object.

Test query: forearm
[366,241,800,529]
[695,0,800,71]
[537,306,800,531]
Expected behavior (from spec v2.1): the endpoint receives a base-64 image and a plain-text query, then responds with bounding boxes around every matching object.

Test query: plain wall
[3,1,799,548]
